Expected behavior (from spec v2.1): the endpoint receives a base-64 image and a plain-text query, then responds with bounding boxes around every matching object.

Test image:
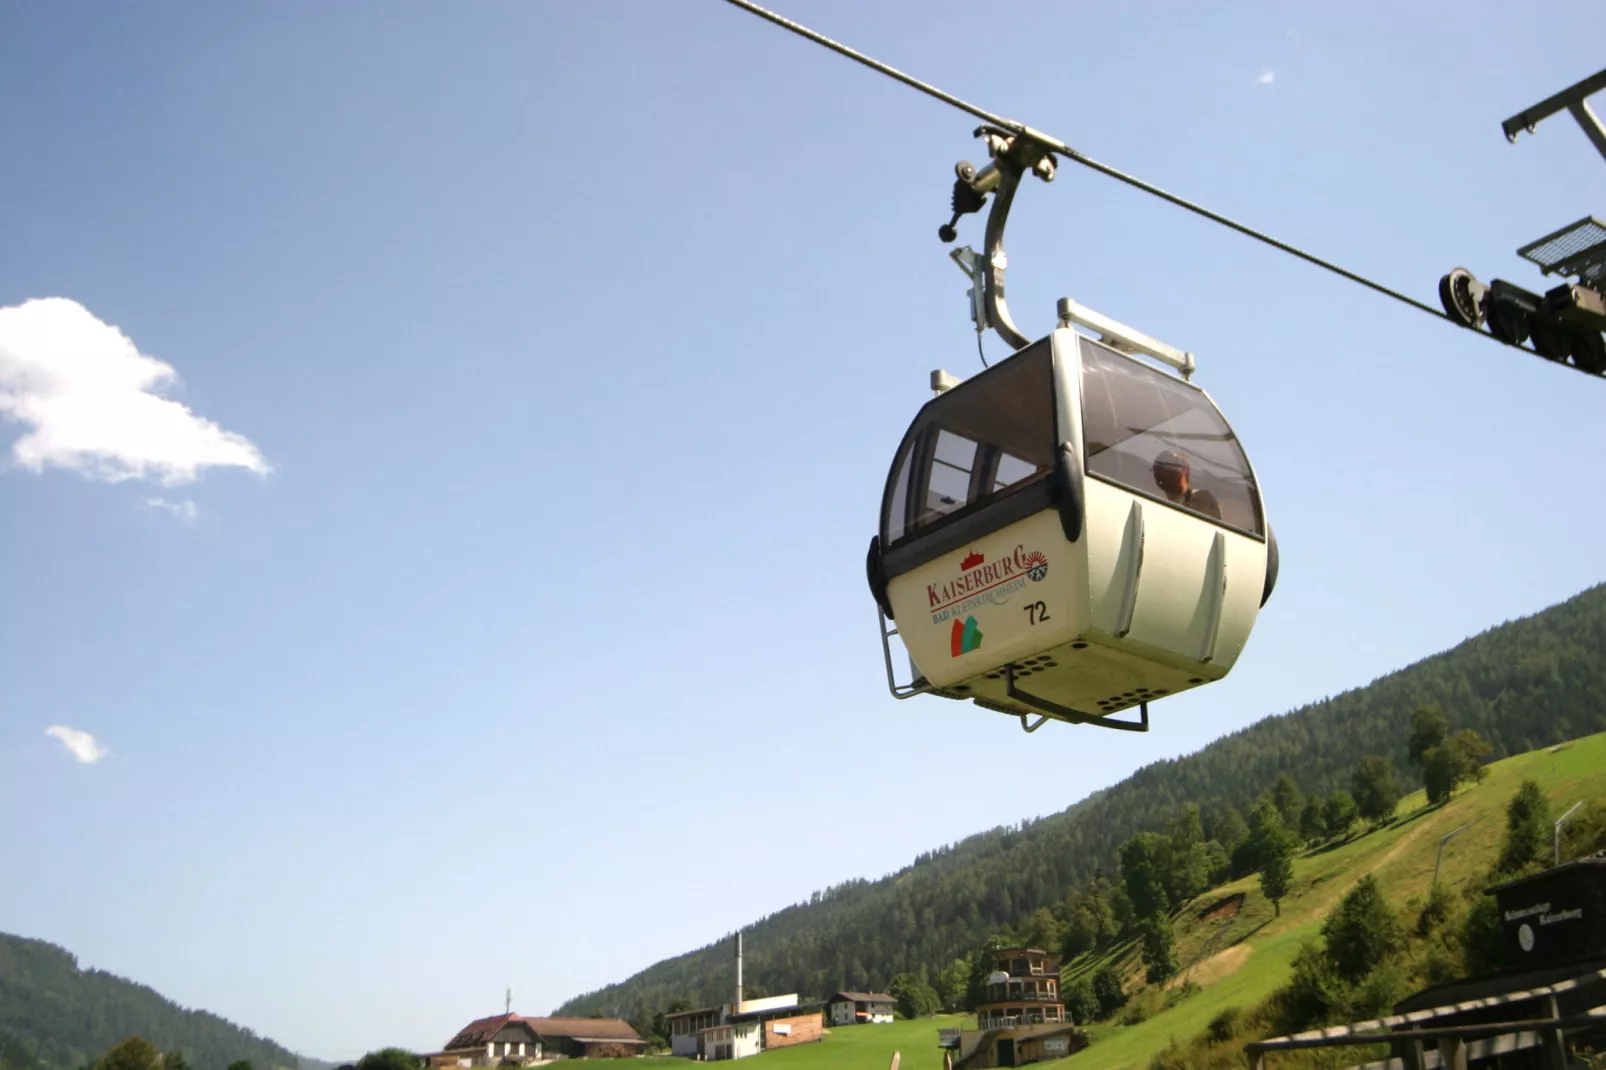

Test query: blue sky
[2,0,1604,1061]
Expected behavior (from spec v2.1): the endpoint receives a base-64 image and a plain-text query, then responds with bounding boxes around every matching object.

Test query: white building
[664,994,825,1061]
[826,992,897,1026]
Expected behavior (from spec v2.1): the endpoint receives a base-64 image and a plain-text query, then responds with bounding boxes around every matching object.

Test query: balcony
[984,983,1058,1003]
[975,1006,1067,1030]
[996,956,1050,977]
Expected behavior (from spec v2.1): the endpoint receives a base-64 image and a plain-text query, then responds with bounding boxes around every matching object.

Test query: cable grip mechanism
[938,126,1056,242]
[936,126,1058,352]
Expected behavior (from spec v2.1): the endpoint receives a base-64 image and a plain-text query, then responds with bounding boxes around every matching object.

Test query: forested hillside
[0,933,331,1070]
[555,581,1606,1023]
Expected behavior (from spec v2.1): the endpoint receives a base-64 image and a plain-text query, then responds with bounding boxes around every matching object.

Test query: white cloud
[145,496,200,523]
[1257,69,1276,85]
[45,725,109,764]
[0,297,271,486]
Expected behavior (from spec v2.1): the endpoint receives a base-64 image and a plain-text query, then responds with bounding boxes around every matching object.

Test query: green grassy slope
[568,735,1603,1070]
[1052,730,1606,1070]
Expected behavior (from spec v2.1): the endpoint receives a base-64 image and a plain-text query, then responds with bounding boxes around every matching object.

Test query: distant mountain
[0,933,335,1070]
[554,581,1606,1022]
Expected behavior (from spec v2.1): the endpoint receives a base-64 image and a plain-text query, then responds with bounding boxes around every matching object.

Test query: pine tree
[1352,755,1403,825]
[1322,790,1359,839]
[1320,875,1404,985]
[1298,798,1326,843]
[1118,832,1171,920]
[1090,967,1126,1019]
[1258,822,1296,916]
[1163,805,1211,905]
[1271,773,1304,828]
[1139,917,1178,984]
[1499,779,1551,875]
[1407,704,1451,768]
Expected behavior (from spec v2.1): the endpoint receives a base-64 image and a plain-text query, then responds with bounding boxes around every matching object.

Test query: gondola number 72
[1024,601,1050,625]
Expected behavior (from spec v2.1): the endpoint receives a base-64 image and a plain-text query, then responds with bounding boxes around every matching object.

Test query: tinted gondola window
[1079,337,1264,537]
[882,341,1057,545]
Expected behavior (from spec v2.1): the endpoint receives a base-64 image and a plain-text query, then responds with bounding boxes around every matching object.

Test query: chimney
[735,932,744,1009]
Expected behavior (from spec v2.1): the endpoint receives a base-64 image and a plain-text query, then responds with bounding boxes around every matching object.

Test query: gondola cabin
[866,299,1276,730]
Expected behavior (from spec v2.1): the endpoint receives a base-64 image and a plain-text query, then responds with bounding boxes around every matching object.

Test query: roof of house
[830,992,895,1003]
[526,1017,644,1042]
[728,1002,825,1023]
[1486,850,1606,895]
[442,1014,643,1050]
[991,947,1063,973]
[443,1015,526,1051]
[1394,960,1606,1016]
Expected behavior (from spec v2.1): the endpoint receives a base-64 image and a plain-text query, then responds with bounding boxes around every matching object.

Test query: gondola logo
[928,545,1051,625]
[951,615,983,657]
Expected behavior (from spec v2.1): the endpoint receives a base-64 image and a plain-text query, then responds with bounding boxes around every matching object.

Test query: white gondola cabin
[866,300,1277,731]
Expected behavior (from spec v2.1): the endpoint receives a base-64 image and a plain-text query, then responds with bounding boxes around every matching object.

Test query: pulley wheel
[1571,329,1606,375]
[1438,268,1482,328]
[1485,300,1530,347]
[1530,315,1571,362]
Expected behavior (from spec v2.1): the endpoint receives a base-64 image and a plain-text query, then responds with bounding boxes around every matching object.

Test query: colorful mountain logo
[950,615,983,657]
[1021,549,1049,582]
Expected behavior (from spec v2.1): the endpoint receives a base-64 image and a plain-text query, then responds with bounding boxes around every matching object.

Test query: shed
[1487,852,1606,970]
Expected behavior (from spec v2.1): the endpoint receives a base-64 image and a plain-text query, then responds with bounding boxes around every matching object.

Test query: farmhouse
[936,947,1088,1069]
[826,991,896,1026]
[426,1012,647,1066]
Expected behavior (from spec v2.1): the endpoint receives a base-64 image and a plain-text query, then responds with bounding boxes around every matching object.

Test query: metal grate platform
[1517,216,1606,283]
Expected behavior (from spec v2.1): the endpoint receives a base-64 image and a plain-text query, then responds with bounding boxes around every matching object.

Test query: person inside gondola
[1151,449,1222,520]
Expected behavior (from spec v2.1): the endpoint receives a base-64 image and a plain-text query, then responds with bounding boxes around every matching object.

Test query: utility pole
[1554,802,1583,866]
[1432,820,1477,889]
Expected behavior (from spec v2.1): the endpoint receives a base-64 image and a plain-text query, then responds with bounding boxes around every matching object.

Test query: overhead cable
[717,0,1492,335]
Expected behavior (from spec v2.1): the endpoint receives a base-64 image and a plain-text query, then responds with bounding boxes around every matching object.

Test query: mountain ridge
[0,931,337,1070]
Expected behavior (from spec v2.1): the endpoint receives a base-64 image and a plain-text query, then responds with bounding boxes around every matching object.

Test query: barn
[427,1012,647,1065]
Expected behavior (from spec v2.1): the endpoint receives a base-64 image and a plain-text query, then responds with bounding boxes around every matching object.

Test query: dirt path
[1277,815,1442,931]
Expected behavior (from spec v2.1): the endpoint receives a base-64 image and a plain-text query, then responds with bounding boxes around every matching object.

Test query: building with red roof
[425,1012,647,1066]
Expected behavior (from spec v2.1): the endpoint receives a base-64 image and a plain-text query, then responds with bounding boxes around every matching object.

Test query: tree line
[0,1036,273,1070]
[21,1039,425,1070]
[557,582,1606,1032]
